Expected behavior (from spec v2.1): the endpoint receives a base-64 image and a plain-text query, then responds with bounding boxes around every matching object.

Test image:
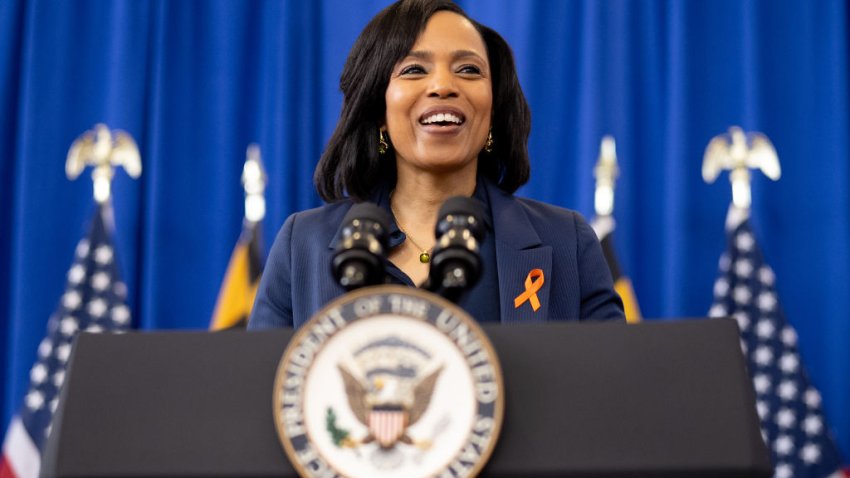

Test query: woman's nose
[427,67,458,98]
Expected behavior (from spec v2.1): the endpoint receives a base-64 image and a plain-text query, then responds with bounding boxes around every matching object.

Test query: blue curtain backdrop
[1,0,848,459]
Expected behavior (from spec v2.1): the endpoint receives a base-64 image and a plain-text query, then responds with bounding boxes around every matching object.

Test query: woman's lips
[418,107,466,135]
[419,122,463,134]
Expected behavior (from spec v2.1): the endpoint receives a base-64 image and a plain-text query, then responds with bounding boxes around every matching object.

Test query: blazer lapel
[486,182,553,323]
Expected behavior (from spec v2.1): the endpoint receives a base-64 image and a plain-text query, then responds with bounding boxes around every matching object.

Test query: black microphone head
[332,202,391,290]
[434,196,486,241]
[340,202,392,245]
[426,196,487,300]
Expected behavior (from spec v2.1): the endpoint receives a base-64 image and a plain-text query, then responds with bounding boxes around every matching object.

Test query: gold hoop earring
[378,130,389,155]
[484,129,494,153]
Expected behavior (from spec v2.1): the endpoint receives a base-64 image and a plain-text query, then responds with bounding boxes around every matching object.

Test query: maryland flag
[591,216,641,323]
[590,136,641,323]
[209,221,264,330]
[209,144,267,330]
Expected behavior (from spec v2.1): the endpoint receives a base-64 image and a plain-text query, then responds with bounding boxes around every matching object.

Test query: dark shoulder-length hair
[314,0,531,202]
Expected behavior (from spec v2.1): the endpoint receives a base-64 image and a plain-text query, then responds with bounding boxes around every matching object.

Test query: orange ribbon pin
[513,268,545,312]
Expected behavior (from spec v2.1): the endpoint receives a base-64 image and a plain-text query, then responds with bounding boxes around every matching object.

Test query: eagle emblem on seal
[328,336,444,451]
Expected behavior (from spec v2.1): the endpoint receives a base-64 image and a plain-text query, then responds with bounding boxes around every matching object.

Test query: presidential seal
[273,285,504,478]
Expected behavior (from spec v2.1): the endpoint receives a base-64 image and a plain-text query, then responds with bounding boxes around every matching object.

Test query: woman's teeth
[421,113,463,125]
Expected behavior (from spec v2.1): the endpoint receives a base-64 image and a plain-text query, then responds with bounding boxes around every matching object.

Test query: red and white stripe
[368,410,406,447]
[0,417,40,478]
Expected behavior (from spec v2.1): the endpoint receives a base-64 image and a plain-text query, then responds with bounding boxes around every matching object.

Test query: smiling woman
[248,0,624,329]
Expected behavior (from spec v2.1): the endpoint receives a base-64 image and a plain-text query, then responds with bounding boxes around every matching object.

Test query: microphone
[426,196,487,302]
[332,202,391,291]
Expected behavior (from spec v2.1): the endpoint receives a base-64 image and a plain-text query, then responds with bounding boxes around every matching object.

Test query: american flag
[0,204,132,478]
[708,211,848,478]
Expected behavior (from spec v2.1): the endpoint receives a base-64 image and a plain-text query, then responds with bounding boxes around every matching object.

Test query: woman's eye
[458,65,482,75]
[399,64,426,75]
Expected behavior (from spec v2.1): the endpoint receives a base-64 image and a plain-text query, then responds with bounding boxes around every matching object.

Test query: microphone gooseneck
[426,196,487,303]
[332,203,391,291]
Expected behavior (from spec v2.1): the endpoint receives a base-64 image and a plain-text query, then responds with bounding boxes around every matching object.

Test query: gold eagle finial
[66,123,141,203]
[702,126,780,210]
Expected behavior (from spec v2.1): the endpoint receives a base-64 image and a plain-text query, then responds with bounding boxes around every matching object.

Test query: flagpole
[593,135,619,219]
[242,143,267,225]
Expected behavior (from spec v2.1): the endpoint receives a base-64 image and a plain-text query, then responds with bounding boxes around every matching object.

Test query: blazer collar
[483,179,542,250]
[327,201,356,250]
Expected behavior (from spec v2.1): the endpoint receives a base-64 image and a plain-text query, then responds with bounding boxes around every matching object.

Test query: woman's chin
[398,155,479,177]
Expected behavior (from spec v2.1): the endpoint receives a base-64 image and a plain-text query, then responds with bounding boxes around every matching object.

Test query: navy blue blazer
[248,182,624,329]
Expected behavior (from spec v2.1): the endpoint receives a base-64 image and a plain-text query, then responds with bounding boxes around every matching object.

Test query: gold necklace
[389,194,432,264]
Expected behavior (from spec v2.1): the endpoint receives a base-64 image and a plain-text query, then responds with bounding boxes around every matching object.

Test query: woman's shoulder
[508,195,588,231]
[290,200,353,219]
[287,199,354,221]
[493,193,603,256]
[484,182,594,247]
[282,200,354,234]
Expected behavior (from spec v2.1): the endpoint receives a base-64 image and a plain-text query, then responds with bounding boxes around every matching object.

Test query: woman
[249,0,624,329]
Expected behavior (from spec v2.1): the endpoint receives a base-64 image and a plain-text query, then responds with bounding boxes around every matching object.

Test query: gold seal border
[272,284,505,478]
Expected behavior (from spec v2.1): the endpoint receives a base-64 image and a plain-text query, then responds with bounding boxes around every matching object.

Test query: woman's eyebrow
[405,50,432,61]
[404,50,486,62]
[452,49,486,62]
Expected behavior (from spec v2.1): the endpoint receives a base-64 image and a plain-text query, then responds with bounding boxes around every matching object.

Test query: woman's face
[384,11,492,177]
